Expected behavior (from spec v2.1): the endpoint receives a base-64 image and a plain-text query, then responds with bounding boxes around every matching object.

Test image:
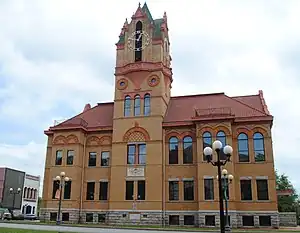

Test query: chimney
[83,103,91,112]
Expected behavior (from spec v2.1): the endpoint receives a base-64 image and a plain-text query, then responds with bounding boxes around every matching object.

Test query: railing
[194,107,233,118]
[53,118,88,128]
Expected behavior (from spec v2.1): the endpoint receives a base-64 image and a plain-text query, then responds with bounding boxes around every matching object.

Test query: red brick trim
[123,126,150,142]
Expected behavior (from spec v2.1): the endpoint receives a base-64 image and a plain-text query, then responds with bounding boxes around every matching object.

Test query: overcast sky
[0,0,300,195]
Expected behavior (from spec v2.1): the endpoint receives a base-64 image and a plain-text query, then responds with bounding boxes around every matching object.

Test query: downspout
[162,128,166,227]
[78,133,87,223]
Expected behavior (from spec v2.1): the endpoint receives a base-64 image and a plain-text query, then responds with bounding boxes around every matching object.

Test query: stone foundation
[40,208,282,228]
[279,212,297,227]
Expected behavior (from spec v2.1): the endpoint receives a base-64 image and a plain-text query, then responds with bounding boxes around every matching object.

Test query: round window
[120,81,125,86]
[151,78,156,84]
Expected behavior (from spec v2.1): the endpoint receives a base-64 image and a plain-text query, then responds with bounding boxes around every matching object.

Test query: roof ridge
[232,94,258,98]
[171,92,224,99]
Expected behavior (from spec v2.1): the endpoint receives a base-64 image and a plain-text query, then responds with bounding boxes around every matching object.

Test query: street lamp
[55,171,69,225]
[203,140,233,233]
[9,187,21,210]
[217,169,234,233]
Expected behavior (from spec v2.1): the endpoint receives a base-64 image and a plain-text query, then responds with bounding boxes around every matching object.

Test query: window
[127,145,135,164]
[124,96,131,117]
[238,133,249,162]
[138,144,146,164]
[184,215,195,225]
[52,181,59,199]
[50,212,57,221]
[135,21,143,62]
[23,187,27,198]
[257,179,269,200]
[86,182,95,200]
[64,181,71,199]
[216,131,227,160]
[183,136,193,164]
[98,214,106,223]
[138,180,145,200]
[259,216,271,226]
[88,152,97,167]
[99,181,108,200]
[242,216,254,226]
[144,94,151,116]
[55,150,62,165]
[253,133,265,162]
[169,137,178,164]
[240,180,252,200]
[205,215,215,226]
[204,178,214,200]
[202,132,212,161]
[134,95,141,116]
[67,150,74,165]
[101,151,110,166]
[32,207,35,214]
[169,215,179,225]
[125,181,134,200]
[169,181,179,201]
[127,144,146,165]
[86,213,93,222]
[183,180,194,201]
[62,213,69,222]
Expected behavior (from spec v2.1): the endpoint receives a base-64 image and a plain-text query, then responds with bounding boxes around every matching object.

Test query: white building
[21,174,40,216]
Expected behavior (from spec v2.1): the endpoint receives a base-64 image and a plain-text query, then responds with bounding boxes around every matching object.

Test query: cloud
[0,0,300,196]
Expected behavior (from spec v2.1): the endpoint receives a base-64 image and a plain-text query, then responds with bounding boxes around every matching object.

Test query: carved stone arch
[198,126,214,138]
[66,134,79,144]
[87,136,101,146]
[180,132,196,141]
[214,125,231,137]
[251,126,270,139]
[53,135,67,145]
[99,135,112,145]
[235,127,251,138]
[165,130,180,141]
[123,126,150,142]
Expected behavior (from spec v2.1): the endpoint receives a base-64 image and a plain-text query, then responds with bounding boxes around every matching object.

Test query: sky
[0,0,300,195]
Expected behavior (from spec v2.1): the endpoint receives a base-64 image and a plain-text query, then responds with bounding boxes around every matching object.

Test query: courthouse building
[41,3,278,228]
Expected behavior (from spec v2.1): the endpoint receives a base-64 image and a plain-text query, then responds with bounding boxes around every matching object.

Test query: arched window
[216,131,227,160]
[202,132,212,160]
[124,95,131,117]
[253,132,265,162]
[169,137,178,164]
[135,21,143,62]
[144,94,151,116]
[238,133,249,162]
[26,188,30,199]
[23,187,27,198]
[134,95,141,116]
[183,136,193,164]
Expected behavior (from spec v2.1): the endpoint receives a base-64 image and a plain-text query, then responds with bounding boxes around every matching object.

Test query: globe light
[228,174,234,181]
[55,176,61,181]
[60,171,66,177]
[9,188,13,192]
[203,147,213,156]
[64,177,70,182]
[212,140,222,150]
[222,169,228,176]
[223,145,233,155]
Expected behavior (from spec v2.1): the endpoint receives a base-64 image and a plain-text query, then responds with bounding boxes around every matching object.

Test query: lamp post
[217,169,234,233]
[203,140,233,233]
[9,187,21,210]
[55,172,69,225]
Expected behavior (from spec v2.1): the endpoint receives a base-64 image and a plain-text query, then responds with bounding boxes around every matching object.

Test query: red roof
[46,90,272,133]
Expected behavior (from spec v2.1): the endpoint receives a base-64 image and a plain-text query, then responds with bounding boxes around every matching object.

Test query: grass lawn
[0,228,72,233]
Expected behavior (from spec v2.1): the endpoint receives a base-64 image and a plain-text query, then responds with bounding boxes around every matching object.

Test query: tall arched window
[202,132,212,161]
[253,132,265,162]
[238,133,249,162]
[169,137,178,164]
[216,131,227,160]
[134,95,141,116]
[23,187,27,198]
[124,95,131,117]
[135,21,143,62]
[183,136,193,164]
[144,94,151,116]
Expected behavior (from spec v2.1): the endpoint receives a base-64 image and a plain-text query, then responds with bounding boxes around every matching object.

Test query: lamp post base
[56,220,61,225]
[225,224,232,233]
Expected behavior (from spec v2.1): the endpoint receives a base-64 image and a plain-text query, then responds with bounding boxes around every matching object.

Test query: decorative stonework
[53,134,79,145]
[99,136,112,145]
[87,135,112,146]
[123,123,150,142]
[117,78,128,90]
[148,75,160,87]
[197,124,231,137]
[165,130,196,141]
[127,167,145,177]
[66,134,79,144]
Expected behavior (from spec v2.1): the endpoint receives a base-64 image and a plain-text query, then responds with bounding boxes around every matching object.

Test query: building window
[135,21,143,62]
[138,144,146,164]
[253,132,265,162]
[55,150,62,165]
[86,213,93,222]
[202,132,212,161]
[169,215,179,225]
[242,216,254,226]
[52,180,59,199]
[101,151,110,166]
[205,215,215,226]
[88,152,97,167]
[124,95,131,117]
[23,187,27,198]
[144,94,151,116]
[169,137,178,164]
[50,212,57,221]
[183,180,194,201]
[127,145,135,164]
[184,215,195,225]
[183,136,193,164]
[204,178,214,200]
[66,150,74,165]
[216,131,227,160]
[99,181,108,200]
[259,216,271,226]
[32,206,35,214]
[240,180,252,200]
[257,179,269,200]
[138,180,145,200]
[64,181,71,199]
[127,144,146,165]
[62,213,69,222]
[126,181,134,200]
[86,182,95,200]
[169,181,179,201]
[134,95,141,116]
[238,133,249,162]
[98,214,106,223]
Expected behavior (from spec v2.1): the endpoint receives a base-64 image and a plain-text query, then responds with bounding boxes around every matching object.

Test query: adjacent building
[21,174,40,216]
[41,3,278,228]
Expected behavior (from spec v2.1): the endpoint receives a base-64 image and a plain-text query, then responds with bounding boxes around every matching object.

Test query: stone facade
[279,212,297,227]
